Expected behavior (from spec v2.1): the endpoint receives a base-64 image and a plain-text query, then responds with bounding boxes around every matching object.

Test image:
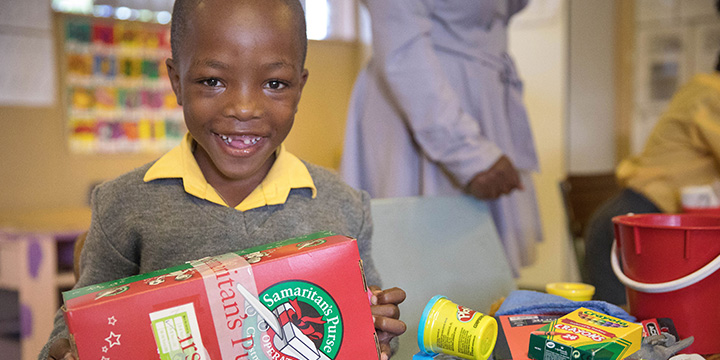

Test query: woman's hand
[467,155,523,200]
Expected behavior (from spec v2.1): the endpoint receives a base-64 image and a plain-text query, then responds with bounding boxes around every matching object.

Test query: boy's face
[167,0,308,187]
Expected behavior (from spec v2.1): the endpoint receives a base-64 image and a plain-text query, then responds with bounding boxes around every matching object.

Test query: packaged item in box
[641,318,679,338]
[494,314,562,360]
[63,231,379,359]
[528,307,642,360]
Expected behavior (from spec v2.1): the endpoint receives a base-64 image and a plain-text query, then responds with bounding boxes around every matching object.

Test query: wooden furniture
[560,173,621,281]
[561,173,621,240]
[370,195,516,359]
[0,207,90,360]
[72,231,87,281]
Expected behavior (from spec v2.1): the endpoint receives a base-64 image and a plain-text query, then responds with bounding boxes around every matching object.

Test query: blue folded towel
[495,290,636,322]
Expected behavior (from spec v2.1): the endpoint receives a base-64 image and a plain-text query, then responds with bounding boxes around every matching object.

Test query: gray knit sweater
[39,160,380,359]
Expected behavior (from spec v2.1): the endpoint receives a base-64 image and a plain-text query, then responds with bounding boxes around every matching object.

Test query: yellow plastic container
[546,282,595,301]
[418,295,497,360]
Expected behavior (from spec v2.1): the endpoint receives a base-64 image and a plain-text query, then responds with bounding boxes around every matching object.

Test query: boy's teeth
[219,134,260,146]
[219,134,232,144]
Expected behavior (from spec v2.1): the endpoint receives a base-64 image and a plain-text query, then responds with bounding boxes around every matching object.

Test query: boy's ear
[166,58,183,106]
[295,69,309,114]
[300,68,309,90]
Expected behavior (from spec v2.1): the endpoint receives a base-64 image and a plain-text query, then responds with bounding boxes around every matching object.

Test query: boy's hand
[467,155,523,200]
[47,338,77,360]
[369,286,407,360]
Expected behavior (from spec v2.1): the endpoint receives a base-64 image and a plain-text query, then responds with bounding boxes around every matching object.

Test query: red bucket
[683,206,720,216]
[612,213,720,354]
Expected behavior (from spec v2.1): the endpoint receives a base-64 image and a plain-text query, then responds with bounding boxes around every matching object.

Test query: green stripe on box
[233,230,336,256]
[63,262,193,301]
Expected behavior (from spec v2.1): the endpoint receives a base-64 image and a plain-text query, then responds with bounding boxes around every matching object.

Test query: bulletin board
[62,14,185,154]
[628,0,720,155]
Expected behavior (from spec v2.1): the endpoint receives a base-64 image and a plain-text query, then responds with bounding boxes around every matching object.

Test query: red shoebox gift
[62,231,380,359]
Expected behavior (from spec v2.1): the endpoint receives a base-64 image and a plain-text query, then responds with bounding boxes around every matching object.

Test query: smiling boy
[41,1,405,359]
[169,0,307,207]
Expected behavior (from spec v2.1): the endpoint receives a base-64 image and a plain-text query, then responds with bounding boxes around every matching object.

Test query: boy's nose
[222,88,263,120]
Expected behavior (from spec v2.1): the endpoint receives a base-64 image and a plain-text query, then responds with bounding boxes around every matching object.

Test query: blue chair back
[370,195,516,358]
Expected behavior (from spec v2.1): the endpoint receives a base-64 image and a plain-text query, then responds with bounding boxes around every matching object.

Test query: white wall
[509,0,581,288]
[567,0,617,173]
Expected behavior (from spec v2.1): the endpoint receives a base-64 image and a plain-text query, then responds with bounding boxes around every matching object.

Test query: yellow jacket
[617,73,720,213]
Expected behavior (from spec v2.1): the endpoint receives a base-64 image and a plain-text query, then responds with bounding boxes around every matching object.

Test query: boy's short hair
[170,0,308,67]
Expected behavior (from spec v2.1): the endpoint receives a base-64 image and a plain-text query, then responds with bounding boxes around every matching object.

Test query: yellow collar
[144,133,316,211]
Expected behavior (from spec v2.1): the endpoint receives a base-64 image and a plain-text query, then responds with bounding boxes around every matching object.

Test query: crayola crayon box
[527,308,642,360]
[62,231,380,359]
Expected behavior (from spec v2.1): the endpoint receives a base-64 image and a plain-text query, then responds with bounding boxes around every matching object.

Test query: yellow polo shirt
[143,133,316,211]
[617,73,720,213]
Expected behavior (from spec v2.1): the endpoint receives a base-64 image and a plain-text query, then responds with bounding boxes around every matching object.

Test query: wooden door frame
[614,0,635,164]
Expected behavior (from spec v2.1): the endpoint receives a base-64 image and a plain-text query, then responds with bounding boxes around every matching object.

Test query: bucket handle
[611,241,720,293]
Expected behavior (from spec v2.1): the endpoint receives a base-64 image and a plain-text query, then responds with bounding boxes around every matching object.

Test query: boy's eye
[201,78,222,87]
[266,80,287,90]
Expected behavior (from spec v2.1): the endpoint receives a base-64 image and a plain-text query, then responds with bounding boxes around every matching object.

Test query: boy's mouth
[217,133,262,149]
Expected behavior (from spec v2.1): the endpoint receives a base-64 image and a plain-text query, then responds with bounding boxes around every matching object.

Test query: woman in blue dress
[341,0,542,274]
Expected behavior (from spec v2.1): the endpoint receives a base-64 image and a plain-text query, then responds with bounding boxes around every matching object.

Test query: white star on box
[108,316,117,326]
[105,331,121,348]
